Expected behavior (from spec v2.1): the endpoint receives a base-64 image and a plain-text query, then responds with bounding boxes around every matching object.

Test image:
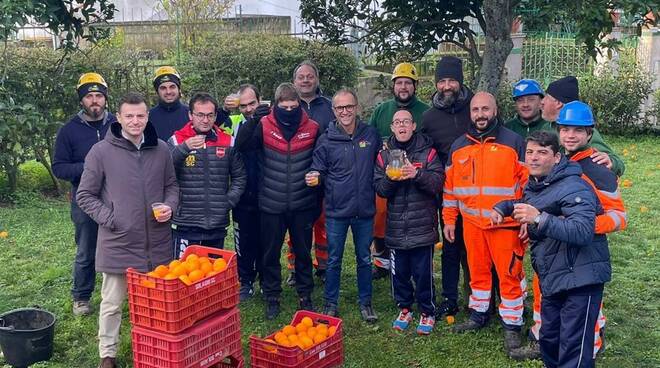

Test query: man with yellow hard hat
[53,72,117,317]
[150,66,190,140]
[369,62,430,280]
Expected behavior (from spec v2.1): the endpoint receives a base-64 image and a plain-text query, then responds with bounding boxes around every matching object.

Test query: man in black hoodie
[421,56,474,318]
[149,66,190,141]
[235,83,321,320]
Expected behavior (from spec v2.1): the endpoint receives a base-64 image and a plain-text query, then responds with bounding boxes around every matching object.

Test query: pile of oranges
[264,316,337,351]
[143,253,228,286]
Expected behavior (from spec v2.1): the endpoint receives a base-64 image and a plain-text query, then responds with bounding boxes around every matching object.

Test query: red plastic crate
[127,246,239,333]
[250,311,343,368]
[132,307,243,368]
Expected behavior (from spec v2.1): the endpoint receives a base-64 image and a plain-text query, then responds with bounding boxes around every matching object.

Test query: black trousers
[261,208,318,299]
[390,246,436,316]
[233,207,262,285]
[439,213,470,303]
[70,200,98,301]
[540,284,603,368]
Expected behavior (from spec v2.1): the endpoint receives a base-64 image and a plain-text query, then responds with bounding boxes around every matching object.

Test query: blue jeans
[324,217,373,306]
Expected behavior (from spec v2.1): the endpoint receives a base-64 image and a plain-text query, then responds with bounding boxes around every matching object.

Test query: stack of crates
[127,246,243,368]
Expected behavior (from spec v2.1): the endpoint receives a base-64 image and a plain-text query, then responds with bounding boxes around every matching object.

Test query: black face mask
[274,105,303,126]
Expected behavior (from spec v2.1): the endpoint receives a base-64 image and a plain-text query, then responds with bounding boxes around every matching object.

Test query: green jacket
[505,114,625,176]
[369,96,430,138]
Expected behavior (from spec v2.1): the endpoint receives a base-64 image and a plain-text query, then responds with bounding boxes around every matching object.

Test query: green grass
[0,136,658,367]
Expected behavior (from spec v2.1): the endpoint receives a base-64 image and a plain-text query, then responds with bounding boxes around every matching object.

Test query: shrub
[180,34,360,100]
[17,161,55,192]
[579,58,653,135]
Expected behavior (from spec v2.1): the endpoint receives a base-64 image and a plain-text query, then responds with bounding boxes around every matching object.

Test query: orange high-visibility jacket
[443,124,528,229]
[570,148,627,234]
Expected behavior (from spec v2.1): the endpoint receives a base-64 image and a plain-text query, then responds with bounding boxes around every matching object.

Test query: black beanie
[153,73,181,90]
[546,76,579,104]
[435,56,464,85]
[77,83,108,101]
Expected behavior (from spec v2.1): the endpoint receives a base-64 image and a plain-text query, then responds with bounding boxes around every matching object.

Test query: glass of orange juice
[306,171,320,186]
[151,202,166,220]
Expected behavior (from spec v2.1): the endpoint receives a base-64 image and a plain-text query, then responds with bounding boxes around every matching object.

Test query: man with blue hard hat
[505,79,552,137]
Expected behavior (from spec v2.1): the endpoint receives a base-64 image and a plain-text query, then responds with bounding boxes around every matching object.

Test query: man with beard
[505,79,552,136]
[369,62,430,279]
[421,56,474,319]
[284,61,333,286]
[444,92,528,353]
[149,66,190,141]
[53,72,117,317]
[540,76,624,177]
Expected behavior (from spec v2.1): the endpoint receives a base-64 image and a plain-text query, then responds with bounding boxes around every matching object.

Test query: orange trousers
[371,195,389,269]
[531,273,605,358]
[287,209,327,271]
[463,221,526,327]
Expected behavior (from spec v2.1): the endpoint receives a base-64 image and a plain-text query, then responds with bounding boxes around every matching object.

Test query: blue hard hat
[557,101,594,127]
[512,79,544,99]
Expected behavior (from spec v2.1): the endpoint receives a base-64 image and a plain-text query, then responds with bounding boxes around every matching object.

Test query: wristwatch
[533,214,541,225]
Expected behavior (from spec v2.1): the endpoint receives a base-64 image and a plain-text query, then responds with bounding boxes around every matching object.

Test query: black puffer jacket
[168,122,246,230]
[421,86,474,166]
[374,133,445,249]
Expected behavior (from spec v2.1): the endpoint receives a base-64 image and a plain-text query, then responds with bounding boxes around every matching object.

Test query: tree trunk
[477,0,515,94]
[35,148,61,194]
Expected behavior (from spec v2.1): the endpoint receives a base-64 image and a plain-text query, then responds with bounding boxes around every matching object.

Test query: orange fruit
[186,253,199,262]
[184,259,200,273]
[446,315,455,324]
[172,265,187,277]
[200,262,213,275]
[313,333,325,344]
[154,265,169,278]
[295,322,308,334]
[301,316,313,327]
[328,326,337,337]
[206,271,220,277]
[140,279,156,288]
[316,323,328,334]
[188,269,204,283]
[287,334,299,344]
[146,271,159,278]
[306,326,317,339]
[179,275,192,286]
[198,257,210,264]
[274,332,288,344]
[213,258,227,272]
[264,338,278,352]
[300,335,313,350]
[169,259,182,269]
[282,325,296,336]
[163,273,178,280]
[295,340,306,350]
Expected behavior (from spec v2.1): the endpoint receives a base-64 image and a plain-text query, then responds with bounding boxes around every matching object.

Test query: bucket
[0,308,56,368]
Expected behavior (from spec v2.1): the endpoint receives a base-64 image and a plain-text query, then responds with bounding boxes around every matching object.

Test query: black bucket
[0,308,56,368]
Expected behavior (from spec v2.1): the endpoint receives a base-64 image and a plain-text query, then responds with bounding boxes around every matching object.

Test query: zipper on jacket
[286,140,291,212]
[138,149,153,270]
[204,147,210,228]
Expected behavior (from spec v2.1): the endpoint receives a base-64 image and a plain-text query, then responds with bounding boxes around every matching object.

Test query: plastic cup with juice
[151,202,166,220]
[306,171,320,186]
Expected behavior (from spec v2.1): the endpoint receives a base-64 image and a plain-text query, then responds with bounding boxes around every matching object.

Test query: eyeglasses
[392,119,413,127]
[333,104,357,112]
[192,112,216,120]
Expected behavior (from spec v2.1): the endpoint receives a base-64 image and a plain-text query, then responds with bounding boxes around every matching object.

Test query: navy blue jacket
[52,112,116,199]
[149,100,190,141]
[301,90,334,134]
[494,157,611,297]
[311,120,380,218]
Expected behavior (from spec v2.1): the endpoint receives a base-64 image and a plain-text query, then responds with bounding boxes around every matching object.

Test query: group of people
[52,56,626,368]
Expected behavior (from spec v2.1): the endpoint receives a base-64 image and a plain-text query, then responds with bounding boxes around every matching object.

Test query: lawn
[0,136,658,368]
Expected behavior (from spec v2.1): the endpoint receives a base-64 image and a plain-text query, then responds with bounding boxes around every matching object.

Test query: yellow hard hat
[153,66,181,82]
[153,66,181,89]
[77,72,107,90]
[391,62,418,81]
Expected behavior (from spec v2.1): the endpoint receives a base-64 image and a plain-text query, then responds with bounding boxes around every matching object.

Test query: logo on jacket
[358,140,369,148]
[297,132,311,140]
[490,145,498,151]
[412,162,423,169]
[185,155,196,167]
[216,147,226,158]
[269,131,283,140]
